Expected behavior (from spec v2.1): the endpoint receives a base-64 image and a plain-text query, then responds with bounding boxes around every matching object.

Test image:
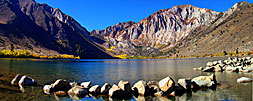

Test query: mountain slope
[0,0,113,58]
[92,1,252,57]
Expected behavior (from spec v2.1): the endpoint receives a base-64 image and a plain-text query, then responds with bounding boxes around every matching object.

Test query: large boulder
[158,76,175,94]
[237,77,253,83]
[109,84,129,99]
[52,79,72,91]
[11,74,21,85]
[118,80,132,93]
[133,80,150,96]
[101,83,112,95]
[80,81,91,89]
[18,75,37,86]
[43,85,54,94]
[89,85,101,95]
[178,78,191,91]
[191,75,215,89]
[68,86,89,98]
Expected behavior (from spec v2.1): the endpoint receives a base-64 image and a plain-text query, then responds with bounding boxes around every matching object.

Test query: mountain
[92,1,253,57]
[0,0,113,58]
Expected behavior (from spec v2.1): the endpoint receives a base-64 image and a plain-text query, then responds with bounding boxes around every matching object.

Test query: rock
[147,81,160,95]
[242,70,250,73]
[68,86,89,98]
[237,77,253,83]
[206,62,213,67]
[203,67,215,72]
[232,67,239,73]
[80,81,91,89]
[225,66,233,71]
[133,80,150,96]
[11,74,21,85]
[245,67,253,72]
[191,75,215,89]
[89,85,101,94]
[213,61,218,66]
[109,84,128,99]
[70,82,78,87]
[214,65,222,72]
[178,78,191,91]
[118,80,132,93]
[193,67,203,71]
[43,85,54,94]
[54,91,67,97]
[158,76,175,94]
[101,83,112,95]
[18,75,37,86]
[52,79,72,91]
[154,91,164,97]
[209,74,217,84]
[174,86,185,96]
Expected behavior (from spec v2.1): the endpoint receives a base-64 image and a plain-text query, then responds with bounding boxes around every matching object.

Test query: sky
[36,0,252,31]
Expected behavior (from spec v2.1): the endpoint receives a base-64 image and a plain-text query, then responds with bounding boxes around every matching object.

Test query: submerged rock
[43,85,54,94]
[237,77,253,83]
[101,83,112,95]
[11,74,21,85]
[52,79,71,91]
[18,75,37,86]
[54,91,67,97]
[158,76,175,94]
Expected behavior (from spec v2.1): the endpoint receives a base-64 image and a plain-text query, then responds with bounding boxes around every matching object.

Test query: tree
[10,44,14,52]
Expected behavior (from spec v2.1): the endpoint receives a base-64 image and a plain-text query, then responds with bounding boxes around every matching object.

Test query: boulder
[154,91,164,97]
[209,74,217,84]
[225,66,233,71]
[191,75,215,89]
[118,80,132,93]
[89,85,101,94]
[214,65,222,72]
[203,67,215,72]
[174,86,185,96]
[109,84,128,99]
[52,79,72,91]
[68,86,89,97]
[101,83,112,95]
[237,77,253,83]
[242,70,250,73]
[147,81,160,94]
[133,80,150,96]
[178,78,191,91]
[158,76,175,94]
[43,85,54,94]
[232,67,239,73]
[80,81,91,89]
[70,82,78,87]
[206,62,213,67]
[11,74,21,85]
[213,61,218,66]
[18,75,37,86]
[54,91,67,97]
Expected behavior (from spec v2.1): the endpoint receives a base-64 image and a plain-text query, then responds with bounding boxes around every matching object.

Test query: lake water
[0,57,252,100]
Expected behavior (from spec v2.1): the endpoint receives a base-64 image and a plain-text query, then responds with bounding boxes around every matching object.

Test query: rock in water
[203,67,215,72]
[191,75,215,89]
[158,76,175,94]
[133,80,150,96]
[118,80,132,93]
[54,91,67,97]
[237,77,253,83]
[89,85,101,94]
[52,79,72,91]
[70,82,78,87]
[11,74,21,85]
[206,62,213,67]
[109,84,126,99]
[18,75,37,86]
[101,83,112,95]
[147,81,160,95]
[68,86,89,97]
[178,78,191,91]
[43,85,54,94]
[81,81,91,89]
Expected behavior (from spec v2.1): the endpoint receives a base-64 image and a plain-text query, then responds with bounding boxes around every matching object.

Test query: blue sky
[36,0,252,31]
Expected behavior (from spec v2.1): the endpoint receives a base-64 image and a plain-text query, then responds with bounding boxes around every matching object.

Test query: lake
[0,57,252,100]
